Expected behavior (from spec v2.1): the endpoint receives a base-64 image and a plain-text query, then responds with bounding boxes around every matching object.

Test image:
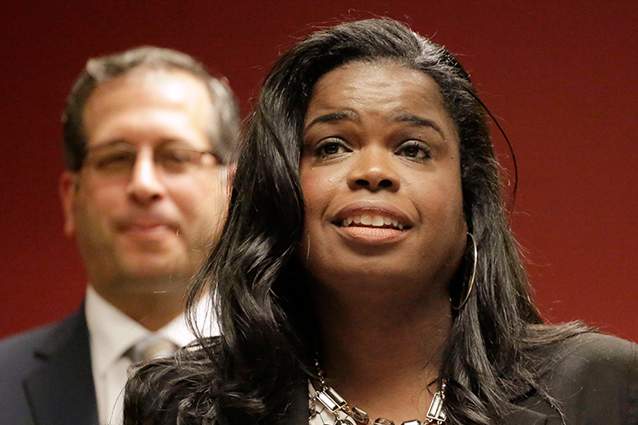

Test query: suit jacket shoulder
[0,315,76,381]
[0,310,98,425]
[516,333,638,425]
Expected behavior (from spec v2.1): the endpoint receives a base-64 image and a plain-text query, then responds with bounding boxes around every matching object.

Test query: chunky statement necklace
[309,358,448,425]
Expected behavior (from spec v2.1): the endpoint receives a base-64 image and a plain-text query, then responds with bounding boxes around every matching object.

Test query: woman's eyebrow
[304,110,358,133]
[391,112,444,137]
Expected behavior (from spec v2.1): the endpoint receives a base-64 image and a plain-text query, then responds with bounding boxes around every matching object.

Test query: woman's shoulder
[534,332,637,424]
[550,332,637,371]
[124,337,223,425]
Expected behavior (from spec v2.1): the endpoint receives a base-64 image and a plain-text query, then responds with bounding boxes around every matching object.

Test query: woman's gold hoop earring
[453,232,477,310]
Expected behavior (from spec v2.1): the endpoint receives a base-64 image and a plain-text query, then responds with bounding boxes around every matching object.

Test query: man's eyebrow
[157,137,192,147]
[91,138,193,150]
[304,110,358,132]
[392,112,444,137]
[89,139,133,150]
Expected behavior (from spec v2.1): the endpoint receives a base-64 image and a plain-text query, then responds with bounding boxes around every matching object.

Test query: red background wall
[2,1,636,341]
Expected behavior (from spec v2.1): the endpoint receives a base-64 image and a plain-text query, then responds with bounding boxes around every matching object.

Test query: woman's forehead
[304,60,457,140]
[309,61,443,109]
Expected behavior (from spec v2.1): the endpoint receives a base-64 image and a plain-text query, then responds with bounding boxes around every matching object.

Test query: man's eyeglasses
[83,144,221,177]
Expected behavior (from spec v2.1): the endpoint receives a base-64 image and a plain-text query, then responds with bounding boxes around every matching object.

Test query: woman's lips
[333,203,412,227]
[335,223,408,244]
[331,204,413,245]
[339,213,407,230]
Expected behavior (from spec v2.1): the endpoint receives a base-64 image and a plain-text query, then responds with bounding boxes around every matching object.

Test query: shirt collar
[85,285,218,376]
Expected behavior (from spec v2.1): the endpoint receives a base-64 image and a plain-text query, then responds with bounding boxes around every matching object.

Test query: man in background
[0,47,239,425]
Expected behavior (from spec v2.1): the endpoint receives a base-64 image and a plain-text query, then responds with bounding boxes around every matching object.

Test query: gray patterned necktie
[127,335,178,363]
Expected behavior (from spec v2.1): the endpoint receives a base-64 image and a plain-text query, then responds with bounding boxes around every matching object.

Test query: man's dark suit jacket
[0,310,98,425]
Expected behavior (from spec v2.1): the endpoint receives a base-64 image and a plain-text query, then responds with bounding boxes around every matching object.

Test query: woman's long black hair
[125,18,587,425]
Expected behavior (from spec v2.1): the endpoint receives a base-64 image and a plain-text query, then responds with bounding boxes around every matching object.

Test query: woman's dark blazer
[126,333,637,425]
[491,333,636,425]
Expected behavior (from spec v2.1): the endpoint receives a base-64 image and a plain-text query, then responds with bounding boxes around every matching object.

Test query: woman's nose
[347,147,400,192]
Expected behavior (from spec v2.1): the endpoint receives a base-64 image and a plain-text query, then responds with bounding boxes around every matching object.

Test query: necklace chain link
[310,357,447,425]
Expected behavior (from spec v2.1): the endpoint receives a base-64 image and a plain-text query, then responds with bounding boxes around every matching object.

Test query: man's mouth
[126,223,169,230]
[121,222,174,236]
[116,216,179,236]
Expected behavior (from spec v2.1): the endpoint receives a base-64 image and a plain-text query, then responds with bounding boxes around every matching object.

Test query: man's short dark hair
[62,46,240,170]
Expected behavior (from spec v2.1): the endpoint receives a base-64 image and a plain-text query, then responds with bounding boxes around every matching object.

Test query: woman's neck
[313,283,452,422]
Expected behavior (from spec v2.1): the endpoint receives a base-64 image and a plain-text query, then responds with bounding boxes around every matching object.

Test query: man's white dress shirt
[85,286,218,425]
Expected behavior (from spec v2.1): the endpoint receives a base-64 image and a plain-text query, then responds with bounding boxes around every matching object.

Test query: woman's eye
[315,138,350,158]
[396,141,431,160]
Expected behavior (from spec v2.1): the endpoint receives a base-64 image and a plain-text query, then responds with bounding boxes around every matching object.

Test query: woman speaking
[125,18,636,425]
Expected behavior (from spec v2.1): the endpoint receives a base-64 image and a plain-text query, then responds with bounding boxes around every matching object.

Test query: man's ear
[59,171,78,238]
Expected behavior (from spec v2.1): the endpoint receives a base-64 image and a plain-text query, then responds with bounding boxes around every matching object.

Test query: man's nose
[127,150,165,204]
[346,147,400,192]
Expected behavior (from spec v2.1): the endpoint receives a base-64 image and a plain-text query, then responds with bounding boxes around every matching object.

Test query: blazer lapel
[224,380,308,425]
[503,406,549,425]
[505,384,553,425]
[24,310,98,425]
[280,379,308,425]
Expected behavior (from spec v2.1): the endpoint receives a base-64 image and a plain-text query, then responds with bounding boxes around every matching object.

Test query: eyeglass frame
[80,141,224,179]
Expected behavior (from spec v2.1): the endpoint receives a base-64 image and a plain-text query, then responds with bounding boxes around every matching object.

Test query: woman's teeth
[341,214,404,230]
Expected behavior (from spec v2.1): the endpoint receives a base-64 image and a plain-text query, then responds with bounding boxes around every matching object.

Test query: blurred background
[2,1,636,340]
